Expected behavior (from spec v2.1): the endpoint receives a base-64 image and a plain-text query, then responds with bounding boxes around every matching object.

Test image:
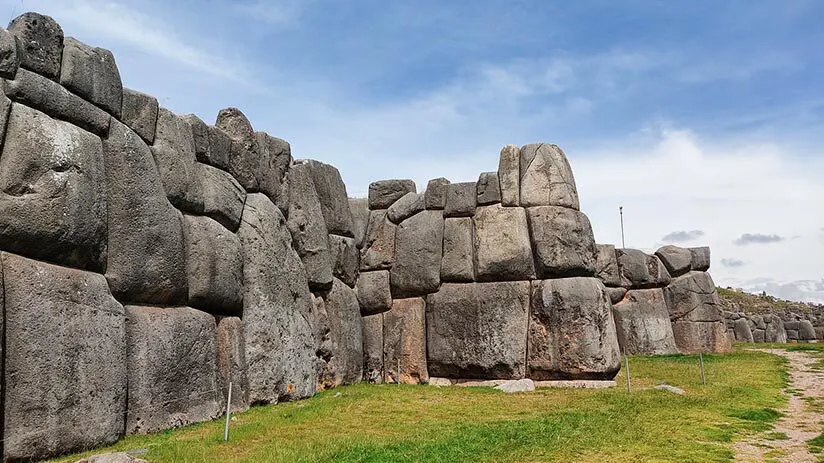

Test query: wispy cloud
[734,234,785,246]
[661,230,705,243]
[721,258,746,268]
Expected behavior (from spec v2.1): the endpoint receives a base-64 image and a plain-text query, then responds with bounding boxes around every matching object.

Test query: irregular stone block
[215,107,259,189]
[0,92,8,145]
[498,144,520,206]
[606,286,628,304]
[671,320,731,354]
[60,37,122,117]
[616,249,672,289]
[8,12,63,78]
[103,119,187,304]
[519,143,579,209]
[444,181,476,217]
[612,289,679,355]
[196,162,246,232]
[655,245,693,278]
[184,113,231,173]
[529,278,621,380]
[304,159,354,236]
[329,234,358,287]
[595,244,621,287]
[787,329,799,341]
[238,194,316,403]
[318,279,364,388]
[800,320,817,341]
[424,177,449,210]
[427,282,530,379]
[0,103,106,270]
[383,298,428,384]
[0,27,21,78]
[368,179,416,209]
[733,318,754,342]
[286,162,333,290]
[474,204,534,281]
[121,87,158,144]
[216,317,250,413]
[3,67,110,136]
[362,313,384,383]
[360,209,396,271]
[753,329,766,343]
[689,246,711,271]
[349,197,369,248]
[356,270,392,315]
[527,206,597,279]
[256,131,292,206]
[766,316,786,343]
[663,271,722,322]
[183,215,243,315]
[1,252,126,462]
[476,171,501,205]
[151,107,202,211]
[387,192,425,224]
[441,217,474,282]
[390,210,444,297]
[125,306,221,434]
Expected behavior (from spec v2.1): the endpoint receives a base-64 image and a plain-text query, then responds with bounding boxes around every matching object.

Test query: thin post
[397,359,401,385]
[699,353,706,385]
[224,382,233,442]
[619,206,625,249]
[625,355,631,393]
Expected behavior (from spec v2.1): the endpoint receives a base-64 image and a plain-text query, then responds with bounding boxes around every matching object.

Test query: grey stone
[362,313,384,383]
[1,253,126,462]
[751,315,765,330]
[689,246,711,271]
[216,317,250,413]
[329,234,358,287]
[787,329,799,341]
[800,320,817,341]
[670,320,731,353]
[184,114,233,176]
[216,108,259,191]
[734,318,754,342]
[616,249,672,289]
[151,107,201,211]
[3,67,110,136]
[84,452,147,463]
[519,143,579,209]
[310,294,332,390]
[304,159,353,236]
[444,181,476,217]
[498,144,520,206]
[427,282,530,379]
[103,119,187,304]
[0,92,8,147]
[424,177,449,210]
[237,194,316,403]
[387,192,425,224]
[390,210,444,297]
[655,245,693,278]
[612,289,679,355]
[0,103,106,270]
[663,271,722,322]
[359,209,396,271]
[8,12,63,78]
[606,286,628,304]
[785,320,800,331]
[286,162,333,290]
[766,316,786,343]
[356,270,392,315]
[60,37,122,117]
[0,27,20,78]
[319,279,364,387]
[441,217,475,282]
[753,329,766,343]
[368,179,416,209]
[595,244,621,287]
[125,306,221,434]
[196,162,246,232]
[121,88,158,144]
[494,379,535,393]
[529,278,621,380]
[656,384,686,395]
[349,198,369,248]
[474,204,535,281]
[383,298,428,384]
[476,171,501,205]
[527,206,597,279]
[183,215,243,315]
[255,131,292,207]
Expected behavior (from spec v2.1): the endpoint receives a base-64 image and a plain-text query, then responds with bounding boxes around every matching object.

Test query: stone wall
[722,311,818,343]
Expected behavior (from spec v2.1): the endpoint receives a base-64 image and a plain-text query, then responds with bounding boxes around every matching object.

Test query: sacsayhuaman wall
[0,12,730,461]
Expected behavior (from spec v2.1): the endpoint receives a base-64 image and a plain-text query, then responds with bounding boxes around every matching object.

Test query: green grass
[54,350,789,463]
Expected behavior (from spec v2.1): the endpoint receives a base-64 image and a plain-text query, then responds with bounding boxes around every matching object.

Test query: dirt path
[735,349,824,463]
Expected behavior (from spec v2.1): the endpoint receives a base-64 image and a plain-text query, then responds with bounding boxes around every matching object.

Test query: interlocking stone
[616,249,672,289]
[8,12,63,78]
[498,144,520,206]
[424,177,449,210]
[360,209,396,271]
[474,204,535,281]
[444,182,476,218]
[183,215,243,315]
[362,313,384,383]
[655,245,693,278]
[286,161,333,290]
[329,234,358,287]
[0,27,21,78]
[216,316,250,413]
[527,206,597,279]
[595,244,621,287]
[383,298,428,384]
[390,210,444,297]
[369,179,416,209]
[612,289,679,355]
[441,217,475,282]
[519,143,579,209]
[60,37,122,117]
[476,171,501,205]
[121,88,158,144]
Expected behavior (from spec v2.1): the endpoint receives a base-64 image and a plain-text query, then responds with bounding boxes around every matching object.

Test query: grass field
[56,348,792,463]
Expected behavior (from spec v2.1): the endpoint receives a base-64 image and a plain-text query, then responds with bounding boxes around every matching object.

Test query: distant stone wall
[722,311,819,343]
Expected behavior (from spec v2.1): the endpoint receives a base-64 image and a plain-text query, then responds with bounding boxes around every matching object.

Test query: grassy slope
[717,287,821,314]
[55,350,789,463]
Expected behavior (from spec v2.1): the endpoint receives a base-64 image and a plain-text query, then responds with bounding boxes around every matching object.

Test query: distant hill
[717,287,824,315]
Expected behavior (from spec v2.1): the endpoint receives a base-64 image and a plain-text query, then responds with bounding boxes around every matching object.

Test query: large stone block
[655,245,692,278]
[196,162,246,232]
[476,171,501,205]
[519,143,579,209]
[362,314,384,383]
[125,306,221,434]
[527,206,597,279]
[612,289,679,355]
[368,179,416,209]
[498,144,520,206]
[689,246,711,271]
[733,318,754,343]
[318,279,364,387]
[360,209,396,271]
[529,278,621,380]
[663,271,722,322]
[444,181,476,218]
[349,198,369,248]
[356,270,392,315]
[304,159,354,236]
[383,298,428,384]
[184,114,232,175]
[766,316,787,343]
[215,107,259,190]
[216,317,250,413]
[427,282,530,379]
[0,27,20,79]
[0,103,106,270]
[595,244,621,287]
[286,162,333,290]
[3,67,110,136]
[329,234,358,287]
[60,37,122,117]
[103,119,187,304]
[474,204,534,281]
[387,192,425,224]
[151,107,202,211]
[616,249,672,289]
[121,87,158,144]
[238,194,316,403]
[390,210,444,297]
[1,253,126,462]
[800,320,817,341]
[671,320,732,354]
[255,131,292,206]
[8,12,63,78]
[424,177,449,210]
[441,217,474,282]
[183,215,243,315]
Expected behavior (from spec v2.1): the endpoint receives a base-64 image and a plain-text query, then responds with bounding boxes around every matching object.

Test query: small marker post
[625,355,631,393]
[699,353,706,385]
[224,382,233,442]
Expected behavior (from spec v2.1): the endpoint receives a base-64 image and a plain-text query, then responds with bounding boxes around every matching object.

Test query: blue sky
[4,0,823,302]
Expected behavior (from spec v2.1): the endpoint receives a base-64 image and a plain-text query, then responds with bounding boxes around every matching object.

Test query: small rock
[428,377,452,387]
[655,384,686,395]
[494,379,535,393]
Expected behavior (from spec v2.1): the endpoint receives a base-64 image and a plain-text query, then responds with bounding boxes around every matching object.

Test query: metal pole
[625,355,631,393]
[699,353,706,385]
[619,206,625,249]
[224,382,233,442]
